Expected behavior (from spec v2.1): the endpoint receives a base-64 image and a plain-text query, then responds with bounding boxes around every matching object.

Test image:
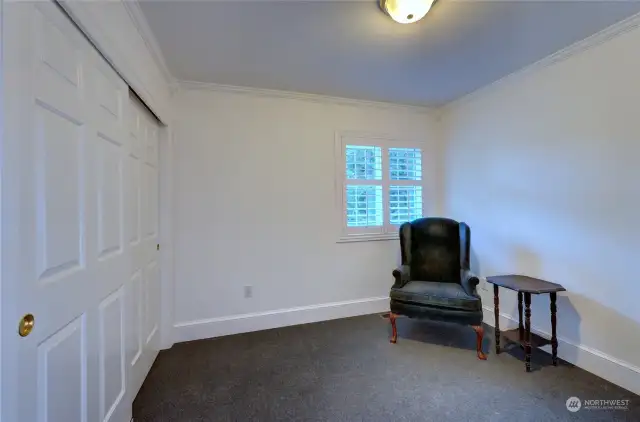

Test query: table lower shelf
[501,328,552,348]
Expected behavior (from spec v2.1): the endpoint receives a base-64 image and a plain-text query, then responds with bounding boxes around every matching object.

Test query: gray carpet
[133,315,639,421]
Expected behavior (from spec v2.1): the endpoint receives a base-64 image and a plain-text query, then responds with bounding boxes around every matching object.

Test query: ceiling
[139,0,640,107]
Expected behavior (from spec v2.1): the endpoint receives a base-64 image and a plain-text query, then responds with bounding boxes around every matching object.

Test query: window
[336,132,424,242]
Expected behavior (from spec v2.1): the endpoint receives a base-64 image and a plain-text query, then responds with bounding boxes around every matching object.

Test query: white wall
[171,87,441,341]
[442,21,640,394]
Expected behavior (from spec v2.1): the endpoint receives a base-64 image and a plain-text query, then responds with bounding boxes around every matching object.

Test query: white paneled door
[127,94,161,403]
[1,2,161,422]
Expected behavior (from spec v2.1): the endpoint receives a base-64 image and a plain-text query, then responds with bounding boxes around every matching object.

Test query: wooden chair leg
[471,325,487,360]
[389,312,398,344]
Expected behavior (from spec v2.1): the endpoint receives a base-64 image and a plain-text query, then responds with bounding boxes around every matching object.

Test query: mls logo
[566,396,582,412]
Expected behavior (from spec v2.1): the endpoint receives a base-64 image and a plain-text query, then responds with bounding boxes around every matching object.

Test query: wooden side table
[486,275,566,372]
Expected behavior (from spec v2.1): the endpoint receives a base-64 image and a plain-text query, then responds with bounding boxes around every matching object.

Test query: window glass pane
[346,145,382,180]
[389,186,423,225]
[346,185,383,227]
[389,148,422,181]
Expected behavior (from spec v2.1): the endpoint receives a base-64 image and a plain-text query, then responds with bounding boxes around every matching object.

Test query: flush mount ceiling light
[379,0,435,24]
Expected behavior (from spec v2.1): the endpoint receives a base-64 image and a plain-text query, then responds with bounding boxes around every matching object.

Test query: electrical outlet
[244,285,253,298]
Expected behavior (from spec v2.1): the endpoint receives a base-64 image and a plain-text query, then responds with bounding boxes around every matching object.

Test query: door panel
[1,2,156,422]
[96,134,124,258]
[146,125,159,167]
[35,104,84,282]
[145,261,159,344]
[98,287,126,422]
[37,314,87,422]
[129,108,143,160]
[129,155,141,245]
[129,270,143,367]
[145,165,159,238]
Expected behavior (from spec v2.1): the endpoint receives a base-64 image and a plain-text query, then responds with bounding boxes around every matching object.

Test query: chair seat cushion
[390,281,481,312]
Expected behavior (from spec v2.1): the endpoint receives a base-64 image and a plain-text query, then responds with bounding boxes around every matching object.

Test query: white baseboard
[172,299,639,395]
[173,296,390,344]
[482,306,640,396]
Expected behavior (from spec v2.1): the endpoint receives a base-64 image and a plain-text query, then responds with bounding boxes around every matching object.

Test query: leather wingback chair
[389,217,486,359]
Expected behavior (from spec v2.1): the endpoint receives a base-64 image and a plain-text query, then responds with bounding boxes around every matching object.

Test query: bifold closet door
[1,1,160,421]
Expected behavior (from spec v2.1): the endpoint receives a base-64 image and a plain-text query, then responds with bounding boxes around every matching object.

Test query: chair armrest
[461,269,480,296]
[392,265,411,289]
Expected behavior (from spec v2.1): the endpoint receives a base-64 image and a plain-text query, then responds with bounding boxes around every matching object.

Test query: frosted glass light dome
[380,0,435,24]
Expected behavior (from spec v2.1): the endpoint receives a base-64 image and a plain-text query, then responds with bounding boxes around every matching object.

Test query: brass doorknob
[18,314,35,337]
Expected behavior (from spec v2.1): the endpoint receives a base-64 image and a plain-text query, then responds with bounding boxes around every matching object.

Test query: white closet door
[127,94,161,401]
[0,2,159,421]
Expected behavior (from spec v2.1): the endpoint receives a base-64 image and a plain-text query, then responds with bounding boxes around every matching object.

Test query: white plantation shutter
[346,185,383,227]
[343,144,384,236]
[389,147,422,180]
[388,148,423,228]
[345,145,382,181]
[389,186,423,224]
[337,133,425,241]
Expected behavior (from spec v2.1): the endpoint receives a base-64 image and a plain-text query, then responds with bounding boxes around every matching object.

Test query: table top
[486,275,566,294]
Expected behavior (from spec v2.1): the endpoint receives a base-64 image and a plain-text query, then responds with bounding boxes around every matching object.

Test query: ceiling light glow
[380,0,435,24]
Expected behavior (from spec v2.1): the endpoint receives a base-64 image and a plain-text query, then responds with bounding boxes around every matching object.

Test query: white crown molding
[177,80,437,115]
[444,10,640,112]
[122,0,176,89]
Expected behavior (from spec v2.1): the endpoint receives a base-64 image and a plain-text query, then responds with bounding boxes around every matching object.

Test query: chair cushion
[390,281,481,312]
[390,300,483,326]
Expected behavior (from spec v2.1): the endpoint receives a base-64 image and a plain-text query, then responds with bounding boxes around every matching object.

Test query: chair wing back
[399,218,470,283]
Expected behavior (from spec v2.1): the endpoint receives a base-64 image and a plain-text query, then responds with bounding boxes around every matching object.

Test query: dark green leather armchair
[389,217,486,359]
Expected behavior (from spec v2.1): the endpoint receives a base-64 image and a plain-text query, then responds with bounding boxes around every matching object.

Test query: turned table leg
[550,292,558,366]
[493,284,500,354]
[524,293,532,372]
[518,292,524,342]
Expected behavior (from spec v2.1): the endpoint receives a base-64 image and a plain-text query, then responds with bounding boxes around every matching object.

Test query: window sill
[337,234,398,243]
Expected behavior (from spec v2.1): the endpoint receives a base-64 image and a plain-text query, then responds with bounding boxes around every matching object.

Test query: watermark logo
[566,397,581,412]
[566,396,630,412]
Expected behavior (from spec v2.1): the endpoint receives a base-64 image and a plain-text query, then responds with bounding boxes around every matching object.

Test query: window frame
[335,131,425,243]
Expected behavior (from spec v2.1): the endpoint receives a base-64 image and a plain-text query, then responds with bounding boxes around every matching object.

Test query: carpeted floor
[133,315,639,422]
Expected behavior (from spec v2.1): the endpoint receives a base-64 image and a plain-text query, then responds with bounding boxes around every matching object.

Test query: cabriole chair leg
[472,325,487,360]
[389,312,398,344]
